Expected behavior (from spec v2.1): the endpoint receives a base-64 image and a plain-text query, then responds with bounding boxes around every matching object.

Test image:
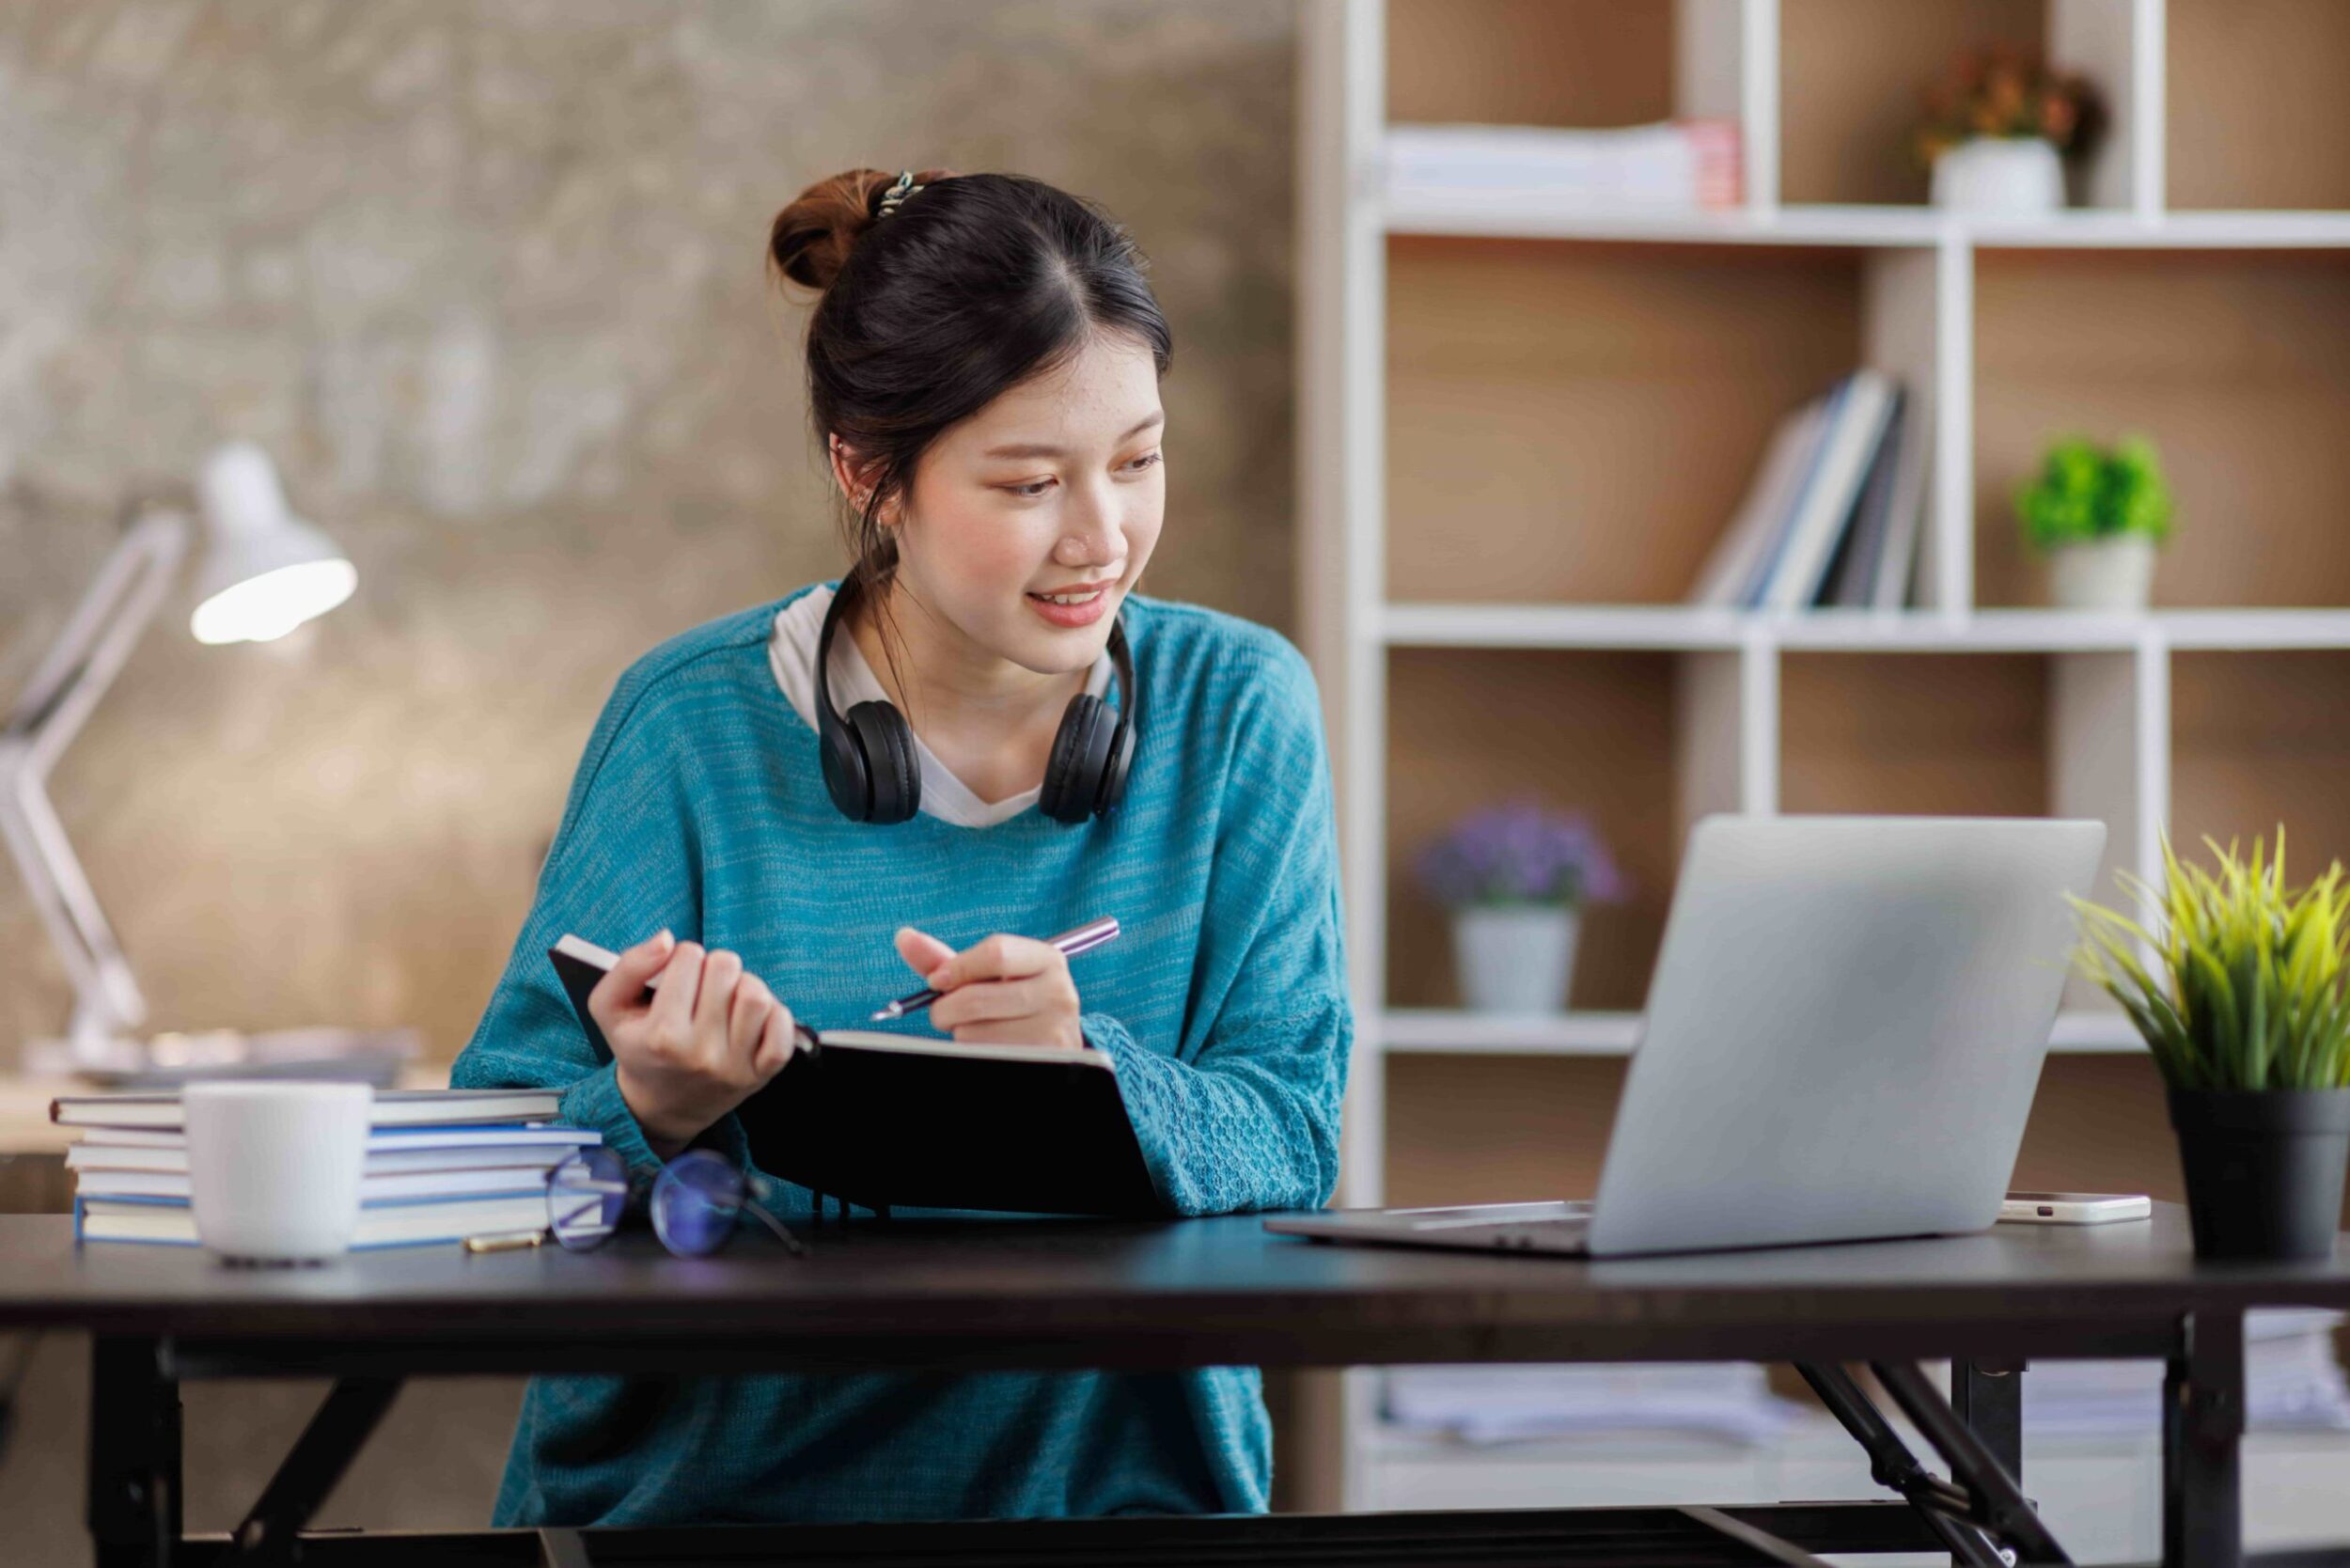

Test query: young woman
[452,167,1352,1527]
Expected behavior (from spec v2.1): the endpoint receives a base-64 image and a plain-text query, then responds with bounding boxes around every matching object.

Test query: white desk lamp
[3,443,415,1083]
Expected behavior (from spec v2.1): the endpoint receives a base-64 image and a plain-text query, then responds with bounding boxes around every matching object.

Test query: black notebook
[546,935,1159,1217]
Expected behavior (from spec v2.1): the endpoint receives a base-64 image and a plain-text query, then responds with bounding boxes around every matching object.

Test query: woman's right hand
[593,931,801,1160]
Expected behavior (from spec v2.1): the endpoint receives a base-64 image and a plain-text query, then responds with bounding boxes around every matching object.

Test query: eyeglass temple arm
[742,1187,808,1256]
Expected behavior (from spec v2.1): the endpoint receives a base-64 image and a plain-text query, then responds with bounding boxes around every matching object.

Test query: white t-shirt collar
[767,584,1114,828]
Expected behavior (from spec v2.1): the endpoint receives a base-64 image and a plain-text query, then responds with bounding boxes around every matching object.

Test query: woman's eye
[1125,450,1163,474]
[1004,478,1054,499]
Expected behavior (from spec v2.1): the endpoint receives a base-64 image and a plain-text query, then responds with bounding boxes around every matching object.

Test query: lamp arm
[5,510,192,769]
[0,509,192,1048]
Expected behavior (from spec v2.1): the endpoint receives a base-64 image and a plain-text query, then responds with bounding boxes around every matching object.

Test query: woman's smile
[1025,580,1118,628]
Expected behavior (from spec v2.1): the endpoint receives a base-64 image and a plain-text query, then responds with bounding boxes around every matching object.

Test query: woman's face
[859,330,1165,679]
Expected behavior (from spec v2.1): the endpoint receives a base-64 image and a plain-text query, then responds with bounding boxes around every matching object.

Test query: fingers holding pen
[897,928,1084,1049]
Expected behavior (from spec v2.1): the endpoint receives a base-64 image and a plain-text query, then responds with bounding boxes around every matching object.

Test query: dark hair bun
[769,166,952,292]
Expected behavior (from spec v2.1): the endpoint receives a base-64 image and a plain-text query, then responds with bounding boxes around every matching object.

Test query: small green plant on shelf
[2014,435,2173,610]
[1914,45,2105,214]
[2068,829,2350,1260]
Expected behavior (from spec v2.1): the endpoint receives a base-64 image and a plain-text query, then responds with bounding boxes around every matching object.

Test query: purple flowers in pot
[1415,798,1627,910]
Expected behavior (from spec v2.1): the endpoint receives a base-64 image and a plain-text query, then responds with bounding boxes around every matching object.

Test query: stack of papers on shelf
[1383,1362,1808,1445]
[1386,120,1743,212]
[2019,1310,2350,1437]
[55,1087,596,1249]
[1687,368,1929,612]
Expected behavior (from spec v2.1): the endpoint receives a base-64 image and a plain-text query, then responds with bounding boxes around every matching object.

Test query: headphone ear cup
[819,699,872,820]
[1097,712,1136,815]
[1041,695,1115,824]
[845,700,919,823]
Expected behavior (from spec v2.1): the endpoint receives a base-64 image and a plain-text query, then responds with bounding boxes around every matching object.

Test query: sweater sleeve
[1084,636,1353,1216]
[448,661,751,1184]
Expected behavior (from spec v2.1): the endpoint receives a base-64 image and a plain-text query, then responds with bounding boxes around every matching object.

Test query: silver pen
[870,916,1121,1022]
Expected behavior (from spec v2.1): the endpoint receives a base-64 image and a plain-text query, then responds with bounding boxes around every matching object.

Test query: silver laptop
[1267,815,2107,1259]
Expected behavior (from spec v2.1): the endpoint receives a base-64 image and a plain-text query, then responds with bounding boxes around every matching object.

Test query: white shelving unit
[1295,0,2350,1513]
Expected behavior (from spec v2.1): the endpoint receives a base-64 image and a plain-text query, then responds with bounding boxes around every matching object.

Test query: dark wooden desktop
[4,1204,2346,1567]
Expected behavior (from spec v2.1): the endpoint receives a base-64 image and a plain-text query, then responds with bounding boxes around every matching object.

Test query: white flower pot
[2046,535,2156,611]
[1931,136,2065,215]
[1452,904,1580,1015]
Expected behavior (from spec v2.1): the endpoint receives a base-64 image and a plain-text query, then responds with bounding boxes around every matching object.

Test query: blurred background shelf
[1382,1006,2145,1056]
[1385,197,2350,249]
[1299,0,2350,1516]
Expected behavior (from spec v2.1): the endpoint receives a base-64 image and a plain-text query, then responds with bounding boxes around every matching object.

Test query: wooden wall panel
[1387,0,1675,129]
[1781,653,2050,817]
[2168,0,2350,211]
[2172,651,2350,871]
[1387,1055,1629,1205]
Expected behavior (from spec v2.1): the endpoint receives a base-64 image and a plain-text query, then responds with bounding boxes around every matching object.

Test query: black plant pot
[2167,1088,2350,1262]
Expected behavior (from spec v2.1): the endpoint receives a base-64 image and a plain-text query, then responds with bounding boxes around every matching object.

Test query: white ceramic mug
[183,1080,373,1263]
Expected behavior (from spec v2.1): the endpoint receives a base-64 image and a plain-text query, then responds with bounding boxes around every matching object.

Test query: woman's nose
[1054,531,1119,567]
[1055,497,1124,566]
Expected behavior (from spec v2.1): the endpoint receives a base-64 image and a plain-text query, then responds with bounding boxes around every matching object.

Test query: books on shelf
[1382,1362,1808,1446]
[58,1087,595,1248]
[1688,369,1929,613]
[1386,120,1743,212]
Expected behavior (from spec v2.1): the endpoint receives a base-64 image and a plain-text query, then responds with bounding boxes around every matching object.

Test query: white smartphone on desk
[1998,1192,2152,1225]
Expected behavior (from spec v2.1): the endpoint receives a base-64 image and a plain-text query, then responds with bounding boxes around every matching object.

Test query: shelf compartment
[1386,235,1884,605]
[1780,0,2150,212]
[1386,1053,1627,1206]
[2166,0,2350,212]
[1386,1006,2146,1055]
[1974,248,2350,610]
[1382,606,2350,653]
[1382,1028,2163,1212]
[1782,647,2149,1016]
[1781,650,2053,816]
[1386,0,1675,131]
[1779,0,2048,207]
[2170,650,2350,875]
[1386,646,1752,1014]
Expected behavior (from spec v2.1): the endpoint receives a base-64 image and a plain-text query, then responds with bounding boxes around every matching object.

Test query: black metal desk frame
[85,1315,2255,1568]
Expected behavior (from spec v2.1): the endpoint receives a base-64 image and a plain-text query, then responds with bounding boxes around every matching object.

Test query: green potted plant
[2015,434,2173,611]
[1915,44,2105,214]
[2070,831,2350,1261]
[1415,799,1624,1015]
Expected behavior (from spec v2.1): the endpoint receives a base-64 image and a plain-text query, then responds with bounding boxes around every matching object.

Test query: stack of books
[2019,1309,2350,1437]
[1687,368,1930,613]
[1386,119,1743,212]
[1382,1362,1807,1446]
[54,1087,599,1249]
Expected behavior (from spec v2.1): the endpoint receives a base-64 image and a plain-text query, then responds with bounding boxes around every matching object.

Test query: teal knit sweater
[451,585,1352,1526]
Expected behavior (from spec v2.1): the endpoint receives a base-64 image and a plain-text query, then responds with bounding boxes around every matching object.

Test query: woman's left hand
[892,927,1085,1050]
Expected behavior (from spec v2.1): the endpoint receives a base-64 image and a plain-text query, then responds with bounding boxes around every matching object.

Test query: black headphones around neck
[814,571,1139,825]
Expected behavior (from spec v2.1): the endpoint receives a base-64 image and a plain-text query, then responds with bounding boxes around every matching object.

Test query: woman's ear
[826,433,866,510]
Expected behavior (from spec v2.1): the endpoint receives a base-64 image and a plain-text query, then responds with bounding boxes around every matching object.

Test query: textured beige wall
[0,1,1297,1067]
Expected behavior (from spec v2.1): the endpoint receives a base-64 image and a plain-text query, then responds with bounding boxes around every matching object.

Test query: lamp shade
[189,442,357,645]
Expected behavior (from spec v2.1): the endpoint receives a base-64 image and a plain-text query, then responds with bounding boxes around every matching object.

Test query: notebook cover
[548,939,1162,1218]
